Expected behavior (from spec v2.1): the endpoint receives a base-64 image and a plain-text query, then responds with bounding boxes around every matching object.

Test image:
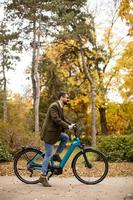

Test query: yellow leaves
[115,40,133,90]
[118,0,133,36]
[102,27,112,46]
[45,39,77,65]
[128,28,133,36]
[70,95,90,112]
[119,0,130,17]
[107,102,133,133]
[119,0,132,20]
[116,42,133,69]
[97,95,107,108]
[68,77,76,86]
[46,44,62,64]
[7,96,32,128]
[0,162,14,176]
[120,68,133,100]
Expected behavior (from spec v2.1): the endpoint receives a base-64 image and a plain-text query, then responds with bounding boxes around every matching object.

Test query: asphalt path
[0,176,133,200]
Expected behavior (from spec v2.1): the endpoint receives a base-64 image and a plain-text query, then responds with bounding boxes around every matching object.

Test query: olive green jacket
[40,101,71,144]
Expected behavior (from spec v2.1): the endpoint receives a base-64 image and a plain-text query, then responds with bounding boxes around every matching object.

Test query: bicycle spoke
[14,149,44,184]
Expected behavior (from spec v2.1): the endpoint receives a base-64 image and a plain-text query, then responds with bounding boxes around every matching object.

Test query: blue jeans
[41,132,69,175]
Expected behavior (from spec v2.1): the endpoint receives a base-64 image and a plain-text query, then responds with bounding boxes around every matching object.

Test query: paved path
[0,176,133,200]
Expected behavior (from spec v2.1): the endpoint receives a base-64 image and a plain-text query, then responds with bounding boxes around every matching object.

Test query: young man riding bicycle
[40,91,75,187]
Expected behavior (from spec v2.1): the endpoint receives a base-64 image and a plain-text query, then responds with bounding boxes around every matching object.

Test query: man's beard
[63,101,68,105]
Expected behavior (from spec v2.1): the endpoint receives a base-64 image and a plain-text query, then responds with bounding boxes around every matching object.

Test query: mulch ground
[0,161,133,177]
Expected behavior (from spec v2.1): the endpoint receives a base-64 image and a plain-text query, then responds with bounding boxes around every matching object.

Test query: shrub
[0,142,13,162]
[0,121,42,155]
[97,135,133,162]
[123,128,133,135]
[81,136,92,146]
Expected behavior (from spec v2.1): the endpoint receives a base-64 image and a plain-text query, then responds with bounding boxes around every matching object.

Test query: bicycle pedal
[27,167,33,177]
[48,172,53,180]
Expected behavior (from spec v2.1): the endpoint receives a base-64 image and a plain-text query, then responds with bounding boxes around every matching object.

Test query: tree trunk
[34,70,40,133]
[31,20,37,110]
[3,75,7,122]
[99,107,108,135]
[31,18,40,133]
[78,37,97,146]
[91,83,97,145]
[34,25,41,133]
[2,44,7,122]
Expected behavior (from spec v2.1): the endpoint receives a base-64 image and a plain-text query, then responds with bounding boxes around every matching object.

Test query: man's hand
[69,124,75,130]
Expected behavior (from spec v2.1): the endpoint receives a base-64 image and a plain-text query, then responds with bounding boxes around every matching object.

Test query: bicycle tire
[72,148,109,185]
[14,148,44,184]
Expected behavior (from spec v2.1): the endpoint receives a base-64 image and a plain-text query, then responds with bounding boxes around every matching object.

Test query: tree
[88,0,130,135]
[43,0,98,145]
[116,0,133,101]
[116,42,133,101]
[0,94,34,152]
[39,40,93,138]
[39,48,65,126]
[0,21,20,122]
[5,0,50,133]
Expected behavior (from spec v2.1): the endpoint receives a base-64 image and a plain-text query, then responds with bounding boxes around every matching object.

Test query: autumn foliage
[0,0,133,162]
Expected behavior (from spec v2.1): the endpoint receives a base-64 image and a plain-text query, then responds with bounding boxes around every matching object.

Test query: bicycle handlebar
[72,124,80,138]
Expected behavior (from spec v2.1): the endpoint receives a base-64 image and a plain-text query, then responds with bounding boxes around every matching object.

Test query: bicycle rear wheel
[14,148,44,184]
[72,148,109,185]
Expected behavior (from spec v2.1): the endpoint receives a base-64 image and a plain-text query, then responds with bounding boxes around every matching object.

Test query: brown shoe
[53,154,62,162]
[39,175,51,187]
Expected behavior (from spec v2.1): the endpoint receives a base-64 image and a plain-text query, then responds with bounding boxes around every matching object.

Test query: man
[39,91,74,187]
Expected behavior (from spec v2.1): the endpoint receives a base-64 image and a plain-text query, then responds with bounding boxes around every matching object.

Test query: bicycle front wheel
[72,148,109,185]
[14,148,44,184]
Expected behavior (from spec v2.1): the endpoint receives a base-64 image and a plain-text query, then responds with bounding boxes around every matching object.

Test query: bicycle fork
[81,147,93,168]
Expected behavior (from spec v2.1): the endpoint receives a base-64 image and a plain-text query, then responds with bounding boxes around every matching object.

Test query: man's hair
[58,91,67,99]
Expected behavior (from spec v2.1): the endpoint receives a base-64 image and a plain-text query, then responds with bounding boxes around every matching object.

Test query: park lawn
[0,160,133,177]
[0,146,133,177]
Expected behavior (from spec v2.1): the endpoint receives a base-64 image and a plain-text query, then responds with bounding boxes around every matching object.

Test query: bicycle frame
[29,137,81,171]
[14,129,109,184]
[59,137,81,168]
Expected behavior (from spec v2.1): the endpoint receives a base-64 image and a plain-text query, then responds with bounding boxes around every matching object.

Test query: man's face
[62,94,69,105]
